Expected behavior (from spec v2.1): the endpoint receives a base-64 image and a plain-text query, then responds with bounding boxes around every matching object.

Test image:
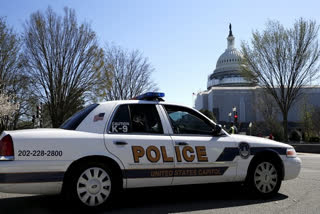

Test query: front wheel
[70,163,114,208]
[248,160,282,197]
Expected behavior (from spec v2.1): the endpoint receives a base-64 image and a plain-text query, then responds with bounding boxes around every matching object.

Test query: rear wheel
[69,162,114,208]
[248,159,282,197]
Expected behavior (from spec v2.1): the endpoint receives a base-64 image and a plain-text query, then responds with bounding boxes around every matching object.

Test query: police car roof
[98,99,176,106]
[97,99,197,111]
[98,92,167,105]
[96,92,196,113]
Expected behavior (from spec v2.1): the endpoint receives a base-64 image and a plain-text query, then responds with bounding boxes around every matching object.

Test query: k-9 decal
[111,122,130,133]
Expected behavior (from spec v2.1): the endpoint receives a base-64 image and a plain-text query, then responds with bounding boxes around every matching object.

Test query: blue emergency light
[133,92,165,101]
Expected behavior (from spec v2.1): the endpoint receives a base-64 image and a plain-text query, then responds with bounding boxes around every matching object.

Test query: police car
[0,92,301,208]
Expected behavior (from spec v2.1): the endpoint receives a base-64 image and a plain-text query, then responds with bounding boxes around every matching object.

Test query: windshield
[60,104,99,130]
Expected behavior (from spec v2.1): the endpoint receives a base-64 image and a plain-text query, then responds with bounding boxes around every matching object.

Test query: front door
[104,104,175,188]
[161,105,237,185]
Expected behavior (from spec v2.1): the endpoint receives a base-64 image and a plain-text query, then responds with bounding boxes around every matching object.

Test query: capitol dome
[207,24,251,89]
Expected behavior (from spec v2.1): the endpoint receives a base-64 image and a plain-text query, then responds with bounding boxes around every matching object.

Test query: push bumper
[283,157,301,180]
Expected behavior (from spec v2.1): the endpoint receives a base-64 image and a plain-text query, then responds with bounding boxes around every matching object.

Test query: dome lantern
[227,23,235,49]
[207,24,252,89]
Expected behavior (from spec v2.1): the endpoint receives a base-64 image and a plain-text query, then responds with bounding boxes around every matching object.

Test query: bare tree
[254,92,284,141]
[255,91,280,123]
[23,7,104,127]
[241,18,320,141]
[300,98,314,141]
[10,74,36,129]
[0,93,19,132]
[311,106,320,137]
[0,18,21,91]
[0,18,24,131]
[97,44,158,101]
[199,109,216,122]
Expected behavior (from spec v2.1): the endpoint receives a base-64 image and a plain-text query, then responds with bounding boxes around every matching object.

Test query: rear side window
[60,104,99,130]
[110,105,131,133]
[109,104,163,134]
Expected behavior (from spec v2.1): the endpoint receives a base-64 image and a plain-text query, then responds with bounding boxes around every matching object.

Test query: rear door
[104,103,175,188]
[161,104,237,185]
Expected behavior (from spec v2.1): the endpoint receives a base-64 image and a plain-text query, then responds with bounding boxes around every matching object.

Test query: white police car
[0,92,301,208]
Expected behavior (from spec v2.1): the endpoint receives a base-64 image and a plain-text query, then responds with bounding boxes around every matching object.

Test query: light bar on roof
[133,92,165,101]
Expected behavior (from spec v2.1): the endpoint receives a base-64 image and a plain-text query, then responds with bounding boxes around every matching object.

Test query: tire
[68,162,114,208]
[247,159,282,198]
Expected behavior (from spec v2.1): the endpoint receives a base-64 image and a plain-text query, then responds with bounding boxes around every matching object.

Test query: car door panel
[171,135,237,185]
[105,134,175,188]
[104,104,175,188]
[160,104,238,185]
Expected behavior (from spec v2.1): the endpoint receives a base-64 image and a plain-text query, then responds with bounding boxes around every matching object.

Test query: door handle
[113,141,128,146]
[175,142,188,146]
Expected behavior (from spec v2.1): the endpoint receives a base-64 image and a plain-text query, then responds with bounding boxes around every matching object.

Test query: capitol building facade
[195,25,320,129]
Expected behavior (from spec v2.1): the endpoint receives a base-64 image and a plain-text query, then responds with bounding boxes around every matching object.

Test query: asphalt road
[0,153,319,214]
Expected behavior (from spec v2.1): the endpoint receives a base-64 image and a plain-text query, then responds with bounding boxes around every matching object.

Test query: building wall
[196,86,320,124]
[287,87,320,122]
[195,92,208,110]
[208,87,256,123]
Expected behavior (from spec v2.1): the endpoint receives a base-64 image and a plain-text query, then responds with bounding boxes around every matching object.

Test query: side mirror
[213,124,222,136]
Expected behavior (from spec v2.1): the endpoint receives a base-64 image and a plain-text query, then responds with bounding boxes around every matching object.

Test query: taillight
[0,135,14,157]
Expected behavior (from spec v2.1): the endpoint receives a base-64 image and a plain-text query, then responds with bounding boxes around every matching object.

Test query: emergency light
[133,92,165,101]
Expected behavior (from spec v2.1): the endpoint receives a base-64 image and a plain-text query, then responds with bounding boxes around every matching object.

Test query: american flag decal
[93,113,105,122]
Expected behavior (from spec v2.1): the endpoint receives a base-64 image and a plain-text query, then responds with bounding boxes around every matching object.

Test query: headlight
[286,148,297,158]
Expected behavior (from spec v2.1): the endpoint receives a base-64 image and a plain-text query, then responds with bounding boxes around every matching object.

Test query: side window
[60,104,99,130]
[130,104,163,134]
[110,105,131,133]
[109,104,163,134]
[164,105,213,135]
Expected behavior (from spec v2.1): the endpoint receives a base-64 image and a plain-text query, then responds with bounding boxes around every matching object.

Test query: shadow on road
[0,183,288,214]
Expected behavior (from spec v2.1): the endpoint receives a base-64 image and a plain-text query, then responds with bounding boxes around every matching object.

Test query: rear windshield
[60,104,99,130]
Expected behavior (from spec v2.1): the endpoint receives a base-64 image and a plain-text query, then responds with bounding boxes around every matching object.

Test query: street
[0,153,319,214]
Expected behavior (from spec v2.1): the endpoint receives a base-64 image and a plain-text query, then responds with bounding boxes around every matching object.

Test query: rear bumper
[0,182,62,194]
[283,157,301,180]
[0,160,67,194]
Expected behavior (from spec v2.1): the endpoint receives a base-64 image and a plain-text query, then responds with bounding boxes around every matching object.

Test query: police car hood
[230,134,293,149]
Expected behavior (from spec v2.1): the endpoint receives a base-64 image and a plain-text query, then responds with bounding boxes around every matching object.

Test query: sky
[1,0,320,107]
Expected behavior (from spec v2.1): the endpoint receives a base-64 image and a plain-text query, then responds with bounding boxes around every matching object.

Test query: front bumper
[283,156,301,180]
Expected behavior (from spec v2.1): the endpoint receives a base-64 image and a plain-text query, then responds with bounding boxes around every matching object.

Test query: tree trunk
[50,105,59,128]
[283,112,289,142]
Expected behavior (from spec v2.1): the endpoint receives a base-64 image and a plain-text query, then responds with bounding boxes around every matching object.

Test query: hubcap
[77,167,111,206]
[254,162,278,193]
